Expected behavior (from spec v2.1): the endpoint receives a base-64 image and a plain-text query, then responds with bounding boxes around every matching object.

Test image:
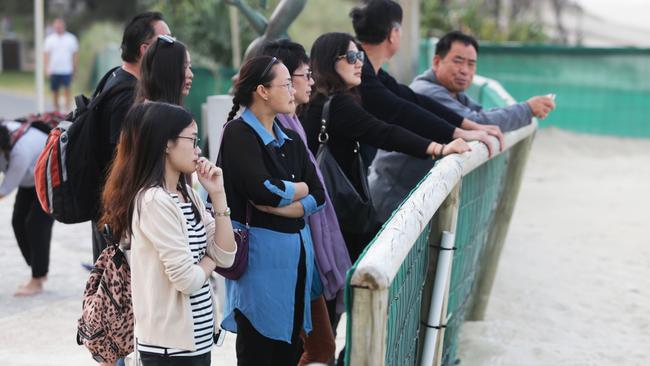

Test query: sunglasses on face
[337,50,365,65]
[177,135,201,149]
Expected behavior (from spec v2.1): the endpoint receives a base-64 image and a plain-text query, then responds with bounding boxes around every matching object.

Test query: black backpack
[34,67,133,223]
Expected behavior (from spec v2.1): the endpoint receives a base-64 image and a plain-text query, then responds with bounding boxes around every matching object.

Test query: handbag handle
[318,95,361,153]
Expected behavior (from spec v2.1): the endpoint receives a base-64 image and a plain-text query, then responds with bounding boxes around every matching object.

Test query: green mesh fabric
[441,154,510,366]
[384,224,431,366]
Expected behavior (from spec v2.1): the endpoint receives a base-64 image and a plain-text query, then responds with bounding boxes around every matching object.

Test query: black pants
[91,219,107,262]
[139,351,211,366]
[12,186,54,278]
[235,239,306,366]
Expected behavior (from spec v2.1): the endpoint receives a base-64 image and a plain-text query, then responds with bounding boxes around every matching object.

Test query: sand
[457,128,650,366]
[0,127,648,365]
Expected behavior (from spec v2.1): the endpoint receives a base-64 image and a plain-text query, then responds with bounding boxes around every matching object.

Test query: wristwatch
[213,207,231,217]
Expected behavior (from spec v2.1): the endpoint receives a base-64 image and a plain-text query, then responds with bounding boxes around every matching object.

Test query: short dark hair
[0,124,10,153]
[435,31,479,58]
[350,0,403,44]
[259,39,309,76]
[121,12,164,63]
[310,32,360,97]
[137,37,188,105]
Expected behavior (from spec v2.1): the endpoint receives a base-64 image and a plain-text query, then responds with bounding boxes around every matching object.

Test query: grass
[0,71,42,95]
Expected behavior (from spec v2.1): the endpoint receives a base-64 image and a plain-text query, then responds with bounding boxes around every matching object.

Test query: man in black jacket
[350,0,503,162]
[91,12,171,261]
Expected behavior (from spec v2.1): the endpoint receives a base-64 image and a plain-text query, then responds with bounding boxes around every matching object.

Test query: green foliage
[421,0,547,43]
[141,0,257,67]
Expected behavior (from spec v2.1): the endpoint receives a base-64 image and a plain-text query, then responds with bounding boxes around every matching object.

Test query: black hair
[136,37,188,105]
[310,32,360,98]
[435,31,480,58]
[100,102,200,240]
[227,56,280,122]
[350,0,403,44]
[259,39,309,76]
[0,124,10,153]
[121,12,165,63]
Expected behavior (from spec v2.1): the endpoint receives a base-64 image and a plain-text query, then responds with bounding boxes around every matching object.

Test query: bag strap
[318,94,361,153]
[216,120,252,228]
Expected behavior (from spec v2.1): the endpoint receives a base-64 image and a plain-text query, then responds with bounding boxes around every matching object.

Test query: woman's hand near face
[196,157,224,195]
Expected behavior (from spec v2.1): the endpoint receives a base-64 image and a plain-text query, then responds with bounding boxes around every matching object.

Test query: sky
[575,0,650,31]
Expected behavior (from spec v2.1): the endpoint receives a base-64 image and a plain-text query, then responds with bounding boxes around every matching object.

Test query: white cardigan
[130,186,235,351]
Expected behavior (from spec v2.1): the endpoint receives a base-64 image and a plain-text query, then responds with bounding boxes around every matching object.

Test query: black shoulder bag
[315,96,377,234]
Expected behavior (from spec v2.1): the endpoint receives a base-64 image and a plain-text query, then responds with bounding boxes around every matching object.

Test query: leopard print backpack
[76,243,134,364]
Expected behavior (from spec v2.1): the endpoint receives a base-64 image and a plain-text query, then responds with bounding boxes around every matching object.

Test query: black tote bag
[315,96,377,234]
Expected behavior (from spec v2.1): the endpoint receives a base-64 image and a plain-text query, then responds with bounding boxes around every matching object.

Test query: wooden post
[466,134,535,320]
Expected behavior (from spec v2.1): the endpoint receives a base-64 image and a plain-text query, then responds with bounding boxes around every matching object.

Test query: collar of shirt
[241,108,292,147]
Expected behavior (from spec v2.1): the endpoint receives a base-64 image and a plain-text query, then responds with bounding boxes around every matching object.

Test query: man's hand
[459,119,504,150]
[527,95,556,119]
[453,129,496,157]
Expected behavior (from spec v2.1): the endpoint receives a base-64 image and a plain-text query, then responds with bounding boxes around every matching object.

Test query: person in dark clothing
[302,32,470,263]
[219,56,326,366]
[1,122,54,296]
[350,0,504,162]
[91,12,171,262]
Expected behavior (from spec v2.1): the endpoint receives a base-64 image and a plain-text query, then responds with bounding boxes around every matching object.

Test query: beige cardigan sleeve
[189,188,237,268]
[137,190,208,295]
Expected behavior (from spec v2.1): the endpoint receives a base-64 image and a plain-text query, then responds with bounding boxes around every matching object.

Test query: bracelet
[437,144,445,158]
[213,207,231,217]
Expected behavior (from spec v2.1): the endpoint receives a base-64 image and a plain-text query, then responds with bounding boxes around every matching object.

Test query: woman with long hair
[259,39,348,365]
[303,32,470,263]
[219,55,326,365]
[100,102,236,365]
[135,34,194,105]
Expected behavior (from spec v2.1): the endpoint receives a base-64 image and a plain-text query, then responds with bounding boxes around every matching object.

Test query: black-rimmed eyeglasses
[293,70,313,81]
[336,50,365,65]
[177,135,201,149]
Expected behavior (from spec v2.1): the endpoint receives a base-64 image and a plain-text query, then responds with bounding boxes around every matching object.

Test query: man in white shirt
[44,18,79,112]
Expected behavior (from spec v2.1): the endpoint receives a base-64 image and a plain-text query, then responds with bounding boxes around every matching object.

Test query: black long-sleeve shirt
[302,93,431,193]
[359,54,464,143]
[221,113,326,233]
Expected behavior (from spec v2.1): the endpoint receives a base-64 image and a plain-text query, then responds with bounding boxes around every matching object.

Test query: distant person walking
[0,121,54,296]
[44,18,78,112]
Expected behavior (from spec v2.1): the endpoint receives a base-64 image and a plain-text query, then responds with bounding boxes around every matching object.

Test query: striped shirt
[138,194,214,356]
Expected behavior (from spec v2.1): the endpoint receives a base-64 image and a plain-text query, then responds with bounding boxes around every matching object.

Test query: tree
[421,0,547,43]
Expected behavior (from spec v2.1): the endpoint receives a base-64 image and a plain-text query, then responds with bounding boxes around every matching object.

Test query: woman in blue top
[219,55,326,365]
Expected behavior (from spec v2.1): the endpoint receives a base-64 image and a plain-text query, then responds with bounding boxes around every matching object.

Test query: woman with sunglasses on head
[259,39,350,366]
[219,55,326,365]
[302,32,470,264]
[100,102,237,366]
[136,34,194,105]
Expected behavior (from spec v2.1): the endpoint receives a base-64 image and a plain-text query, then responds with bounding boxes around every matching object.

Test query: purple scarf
[277,113,351,312]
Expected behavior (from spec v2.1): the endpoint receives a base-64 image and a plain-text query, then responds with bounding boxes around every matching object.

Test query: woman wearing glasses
[302,32,470,263]
[100,102,237,365]
[136,34,194,105]
[259,39,349,365]
[219,56,326,365]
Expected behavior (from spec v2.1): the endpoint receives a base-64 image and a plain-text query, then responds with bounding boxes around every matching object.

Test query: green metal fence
[345,76,535,366]
[420,39,650,137]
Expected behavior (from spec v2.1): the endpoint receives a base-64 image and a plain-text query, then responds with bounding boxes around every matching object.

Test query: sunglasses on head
[337,50,365,65]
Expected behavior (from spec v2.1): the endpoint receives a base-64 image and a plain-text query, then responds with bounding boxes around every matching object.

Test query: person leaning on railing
[302,32,470,265]
[350,0,504,164]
